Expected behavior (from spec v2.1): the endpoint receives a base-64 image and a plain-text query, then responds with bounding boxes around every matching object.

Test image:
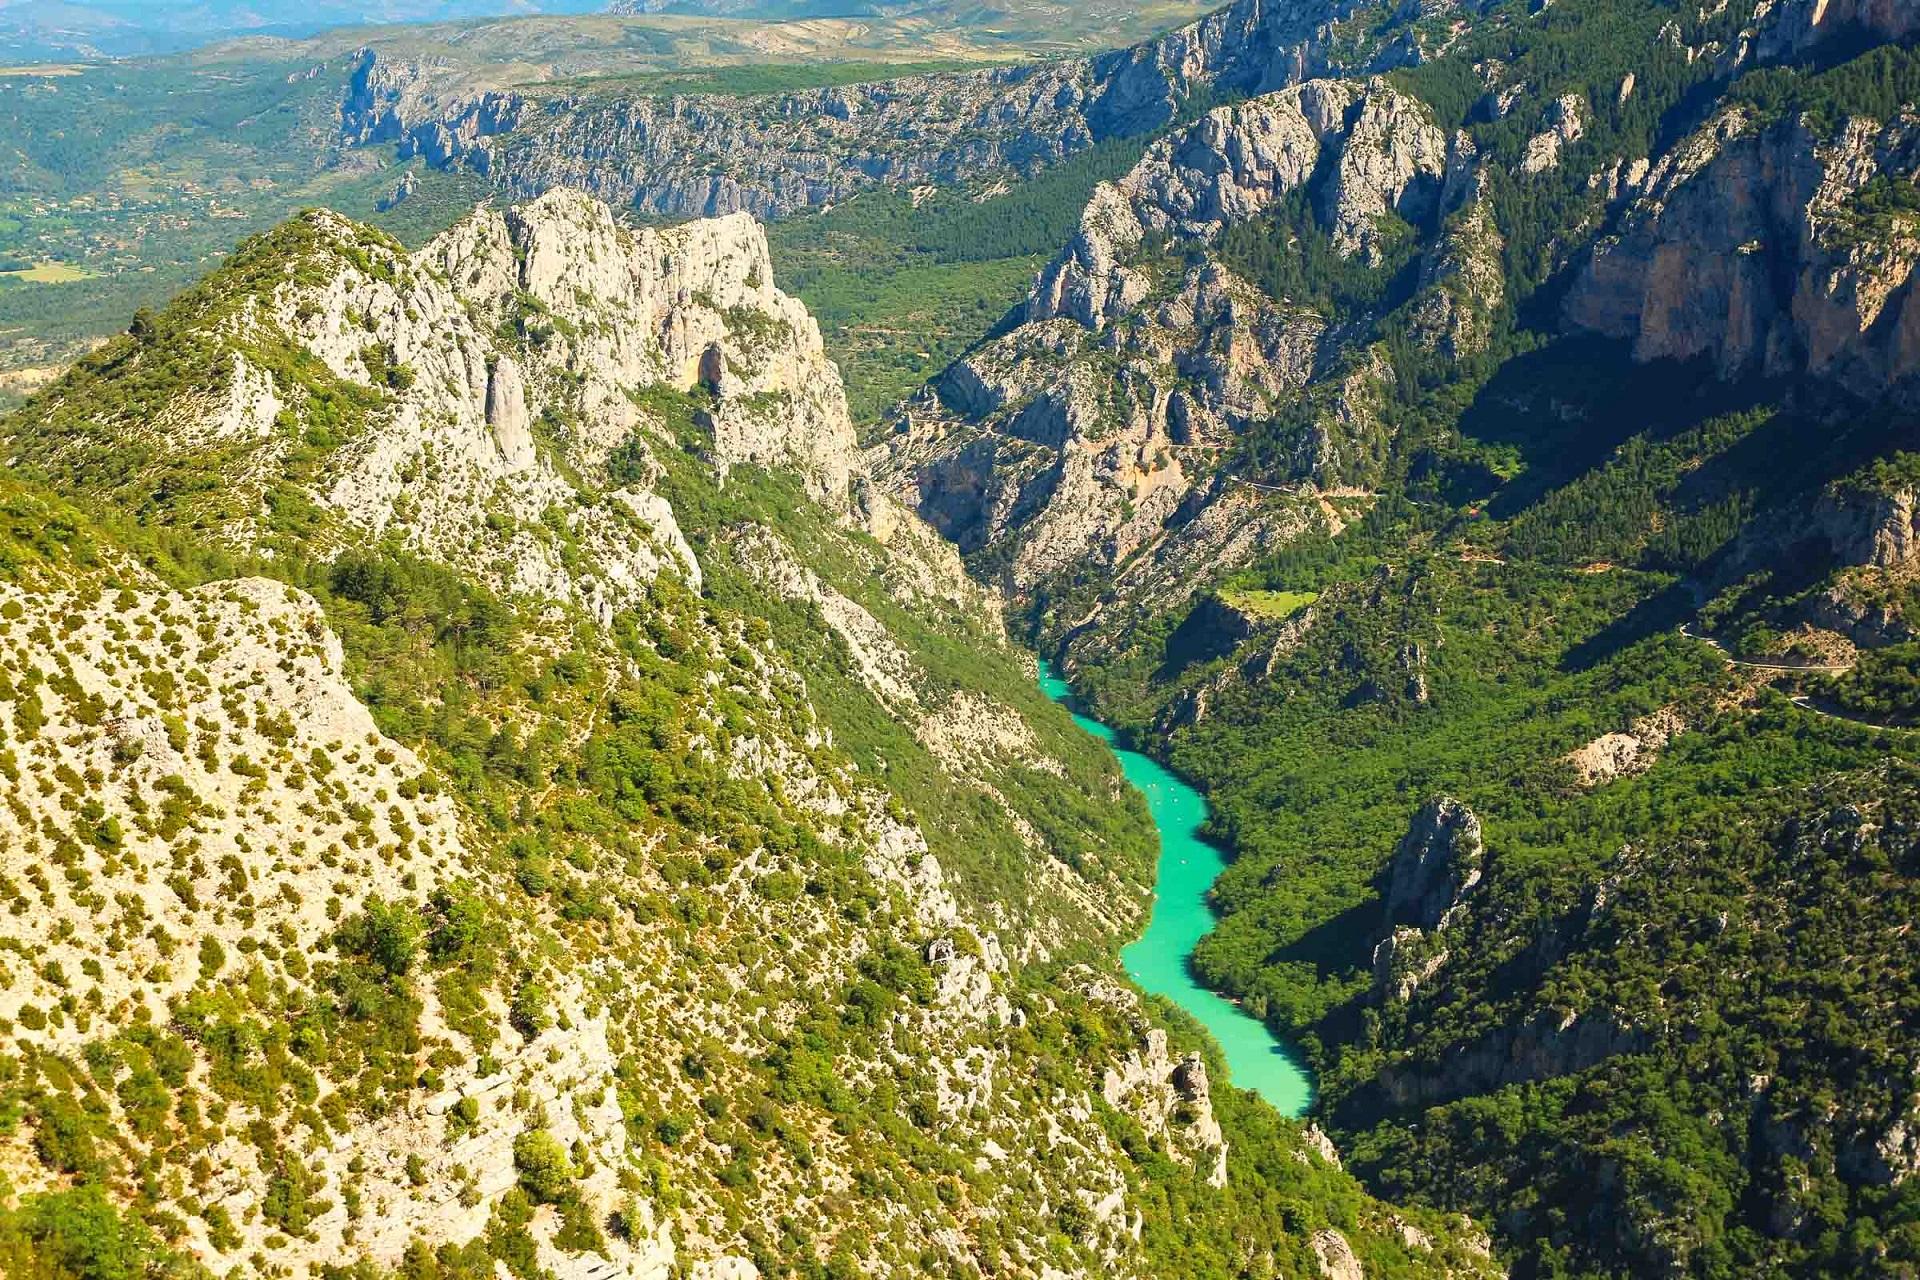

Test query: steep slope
[857,1,1920,1276]
[1342,766,1920,1277]
[876,0,1920,647]
[341,0,1461,218]
[1563,98,1920,402]
[0,194,1501,1280]
[342,0,1917,226]
[873,74,1474,625]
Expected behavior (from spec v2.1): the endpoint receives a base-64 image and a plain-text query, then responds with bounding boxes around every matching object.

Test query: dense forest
[1041,6,1920,1275]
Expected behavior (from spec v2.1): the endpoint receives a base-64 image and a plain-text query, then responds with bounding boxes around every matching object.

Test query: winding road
[1679,623,1855,675]
[1674,623,1920,729]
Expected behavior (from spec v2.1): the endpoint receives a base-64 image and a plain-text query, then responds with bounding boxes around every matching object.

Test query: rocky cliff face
[1089,988,1229,1189]
[331,0,1907,228]
[1367,798,1485,1006]
[856,2,1920,692]
[337,0,1475,219]
[427,188,861,505]
[1564,107,1920,402]
[1030,79,1453,331]
[342,47,526,169]
[4,190,1368,1280]
[12,188,868,624]
[1704,465,1920,646]
[1382,798,1485,932]
[1747,0,1920,63]
[872,77,1484,646]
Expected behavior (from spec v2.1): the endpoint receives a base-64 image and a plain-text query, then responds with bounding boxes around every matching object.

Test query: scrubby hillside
[0,192,1501,1280]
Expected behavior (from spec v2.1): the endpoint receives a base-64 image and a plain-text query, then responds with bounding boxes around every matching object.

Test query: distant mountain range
[606,0,869,13]
[0,0,608,61]
[0,0,1211,62]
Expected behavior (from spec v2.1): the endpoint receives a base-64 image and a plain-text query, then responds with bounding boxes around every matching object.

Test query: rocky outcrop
[456,190,861,502]
[1097,1024,1229,1187]
[1146,590,1323,734]
[1405,194,1505,361]
[1373,1006,1653,1113]
[341,47,523,170]
[1122,78,1450,255]
[1748,0,1920,64]
[1810,483,1920,570]
[1311,1227,1366,1280]
[1839,1095,1920,1188]
[1519,92,1586,175]
[1301,1122,1345,1169]
[11,189,871,626]
[1163,591,1263,668]
[1564,108,1920,402]
[1383,798,1485,931]
[485,353,535,471]
[1372,926,1451,1004]
[1034,80,1452,329]
[878,78,1467,618]
[1370,798,1485,1004]
[1565,707,1687,788]
[1709,476,1920,630]
[189,352,283,445]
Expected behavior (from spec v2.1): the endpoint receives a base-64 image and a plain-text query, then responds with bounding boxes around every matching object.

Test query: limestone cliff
[9,189,866,625]
[1564,107,1920,402]
[0,193,1315,1280]
[336,0,1470,219]
[873,78,1482,649]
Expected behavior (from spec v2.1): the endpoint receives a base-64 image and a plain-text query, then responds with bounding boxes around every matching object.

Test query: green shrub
[0,1185,171,1280]
[509,982,551,1039]
[31,1095,102,1179]
[335,898,423,979]
[511,1129,574,1204]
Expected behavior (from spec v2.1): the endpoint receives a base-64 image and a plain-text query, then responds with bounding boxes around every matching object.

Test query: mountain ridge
[8,0,1920,1276]
[343,0,1916,223]
[0,185,1505,1280]
[873,3,1920,1273]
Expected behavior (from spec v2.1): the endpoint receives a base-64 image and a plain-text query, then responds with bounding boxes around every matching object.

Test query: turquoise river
[1039,660,1314,1117]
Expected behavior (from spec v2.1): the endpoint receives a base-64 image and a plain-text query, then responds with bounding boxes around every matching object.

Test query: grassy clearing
[0,260,93,284]
[1221,588,1320,619]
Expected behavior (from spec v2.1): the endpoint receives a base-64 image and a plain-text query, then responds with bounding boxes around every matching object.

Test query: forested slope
[871,0,1920,1273]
